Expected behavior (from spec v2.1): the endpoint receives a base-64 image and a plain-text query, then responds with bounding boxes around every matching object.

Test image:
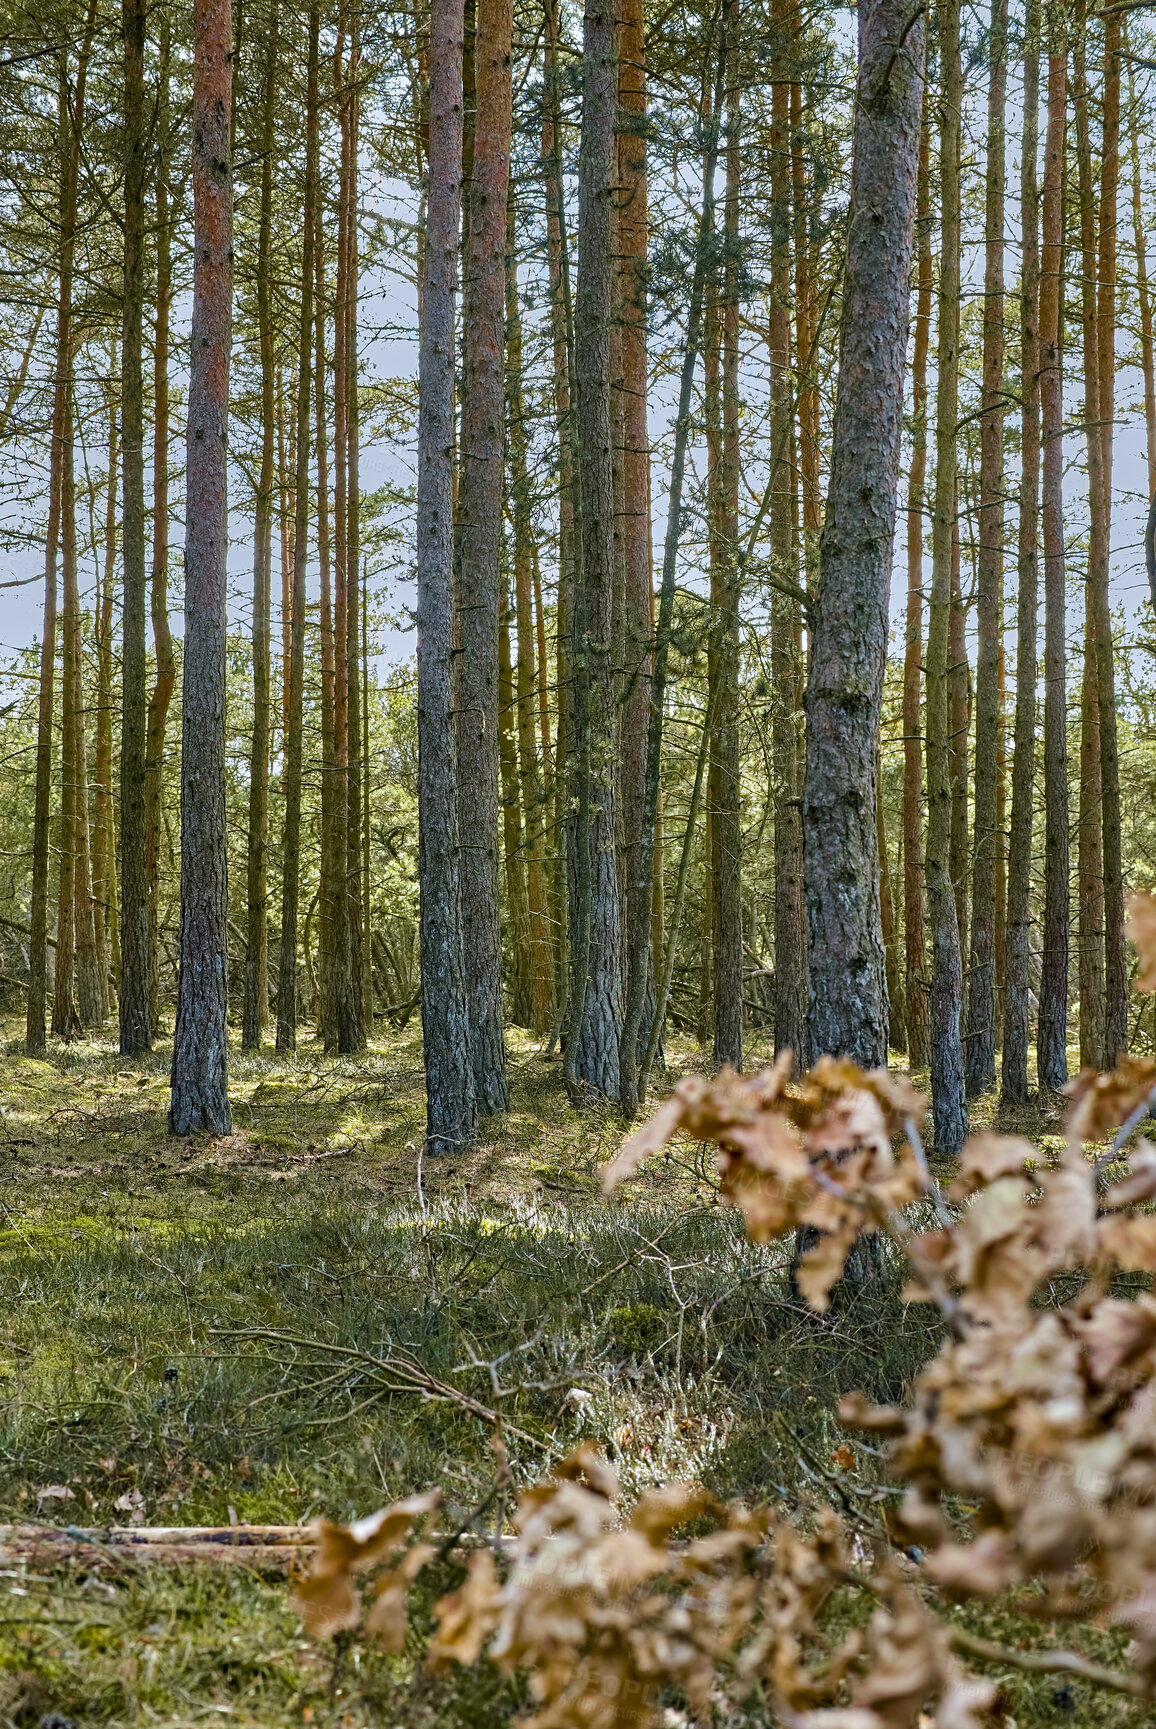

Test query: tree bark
[457,0,512,1110]
[344,19,367,1050]
[506,190,554,1034]
[499,573,532,1025]
[903,107,932,1072]
[145,11,174,1035]
[416,0,476,1153]
[948,509,969,977]
[1037,11,1069,1094]
[617,0,656,1079]
[542,0,578,1034]
[92,399,118,1017]
[120,0,150,1054]
[802,0,924,1072]
[1073,7,1105,1071]
[770,15,803,1065]
[331,20,355,1051]
[66,374,101,1031]
[1127,42,1156,509]
[618,32,725,1107]
[170,0,234,1135]
[276,1,319,1053]
[965,0,1006,1096]
[26,51,81,1053]
[316,209,337,1048]
[243,0,278,1052]
[924,0,967,1151]
[53,372,78,1037]
[571,0,622,1099]
[878,759,903,1052]
[1096,12,1125,1064]
[1002,0,1040,1104]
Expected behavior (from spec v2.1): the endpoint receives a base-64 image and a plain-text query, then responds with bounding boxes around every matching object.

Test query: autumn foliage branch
[288,896,1156,1727]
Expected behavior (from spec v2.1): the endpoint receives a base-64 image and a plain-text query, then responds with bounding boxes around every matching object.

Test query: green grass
[0,1022,1136,1726]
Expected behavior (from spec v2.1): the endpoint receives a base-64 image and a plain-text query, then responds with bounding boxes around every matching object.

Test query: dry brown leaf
[1096,1214,1156,1272]
[797,1223,862,1313]
[1104,1138,1156,1206]
[1067,1056,1156,1141]
[922,1533,1016,1599]
[553,1442,620,1501]
[1075,1293,1156,1385]
[933,1669,999,1729]
[429,1548,504,1671]
[837,1392,906,1435]
[601,1091,690,1194]
[364,1541,436,1651]
[853,1586,945,1728]
[951,1133,1036,1200]
[628,1482,719,1543]
[292,1490,440,1639]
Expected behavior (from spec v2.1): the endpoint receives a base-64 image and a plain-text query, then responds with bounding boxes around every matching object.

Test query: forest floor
[0,1018,1136,1728]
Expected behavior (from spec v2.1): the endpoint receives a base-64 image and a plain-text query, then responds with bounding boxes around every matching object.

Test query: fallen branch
[0,1520,514,1570]
[210,1327,557,1454]
[947,1626,1148,1699]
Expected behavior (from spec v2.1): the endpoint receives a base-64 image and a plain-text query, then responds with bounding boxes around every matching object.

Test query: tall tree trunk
[316,209,337,1048]
[69,389,101,1031]
[903,108,932,1071]
[802,0,924,1071]
[948,509,969,975]
[506,191,554,1034]
[1073,6,1105,1071]
[1037,9,1069,1093]
[708,0,743,1078]
[278,374,293,741]
[791,52,820,588]
[770,14,803,1064]
[542,0,577,1034]
[362,561,373,1029]
[346,14,368,1047]
[965,0,1006,1096]
[1127,43,1156,510]
[120,0,150,1054]
[170,0,234,1135]
[571,0,622,1099]
[617,0,655,1078]
[499,572,532,1024]
[457,0,512,1109]
[29,433,61,1050]
[242,0,277,1052]
[50,19,96,1039]
[416,0,476,1152]
[276,0,319,1053]
[1002,0,1040,1103]
[618,32,725,1107]
[145,11,174,1034]
[1096,12,1125,1063]
[54,374,79,1037]
[27,51,82,1052]
[925,0,967,1150]
[331,20,354,1050]
[92,399,118,1016]
[878,760,903,1051]
[711,19,744,1074]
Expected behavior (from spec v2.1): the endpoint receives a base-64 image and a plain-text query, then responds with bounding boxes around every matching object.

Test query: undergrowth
[0,1022,1116,1726]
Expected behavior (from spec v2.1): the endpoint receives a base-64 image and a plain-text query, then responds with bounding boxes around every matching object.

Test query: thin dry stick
[947,1626,1148,1699]
[211,1327,555,1452]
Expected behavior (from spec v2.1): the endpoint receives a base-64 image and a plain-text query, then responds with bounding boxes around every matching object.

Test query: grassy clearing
[0,1023,1133,1726]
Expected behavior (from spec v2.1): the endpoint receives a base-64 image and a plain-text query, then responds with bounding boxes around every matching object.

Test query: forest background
[1,0,1156,1723]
